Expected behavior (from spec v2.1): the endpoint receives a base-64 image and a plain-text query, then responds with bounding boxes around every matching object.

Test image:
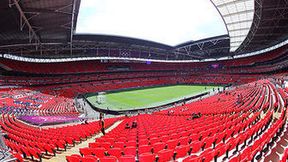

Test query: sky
[76,0,227,46]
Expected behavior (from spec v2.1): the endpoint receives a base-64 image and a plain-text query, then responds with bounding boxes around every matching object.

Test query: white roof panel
[211,0,254,52]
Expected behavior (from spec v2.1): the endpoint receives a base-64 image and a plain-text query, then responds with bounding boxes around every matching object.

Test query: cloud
[76,0,227,46]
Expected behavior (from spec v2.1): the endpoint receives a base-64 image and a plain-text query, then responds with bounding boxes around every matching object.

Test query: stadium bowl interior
[0,0,288,161]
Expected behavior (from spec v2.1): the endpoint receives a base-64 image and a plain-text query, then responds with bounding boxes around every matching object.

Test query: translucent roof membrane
[211,0,254,52]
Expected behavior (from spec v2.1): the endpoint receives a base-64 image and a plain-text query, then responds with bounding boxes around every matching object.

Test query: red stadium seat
[29,148,42,161]
[138,145,152,154]
[190,141,202,153]
[200,148,215,162]
[152,142,166,153]
[108,148,122,158]
[214,143,226,159]
[12,153,24,162]
[113,142,125,148]
[202,136,215,149]
[118,155,135,162]
[123,146,136,156]
[175,145,189,158]
[66,155,81,162]
[91,147,106,158]
[183,155,200,162]
[99,156,117,162]
[179,136,190,145]
[157,149,174,162]
[101,142,111,150]
[166,139,178,149]
[139,153,155,162]
[79,148,93,156]
[229,156,240,162]
[89,142,101,148]
[81,156,98,162]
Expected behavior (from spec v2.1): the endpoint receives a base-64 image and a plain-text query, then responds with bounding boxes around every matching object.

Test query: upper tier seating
[1,72,258,87]
[1,46,285,74]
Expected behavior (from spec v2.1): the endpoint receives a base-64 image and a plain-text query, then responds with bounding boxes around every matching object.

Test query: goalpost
[97,92,106,104]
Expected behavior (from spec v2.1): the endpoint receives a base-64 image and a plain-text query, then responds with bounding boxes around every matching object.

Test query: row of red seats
[229,110,286,161]
[1,115,122,161]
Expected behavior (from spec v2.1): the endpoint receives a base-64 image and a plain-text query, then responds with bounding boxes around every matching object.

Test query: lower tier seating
[66,80,288,162]
[1,115,122,161]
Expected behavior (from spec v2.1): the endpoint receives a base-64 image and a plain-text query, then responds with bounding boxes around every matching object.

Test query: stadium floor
[86,85,218,111]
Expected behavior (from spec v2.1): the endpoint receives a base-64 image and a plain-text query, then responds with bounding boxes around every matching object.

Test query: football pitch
[86,85,218,111]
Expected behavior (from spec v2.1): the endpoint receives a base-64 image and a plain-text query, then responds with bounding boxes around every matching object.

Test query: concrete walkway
[42,120,122,162]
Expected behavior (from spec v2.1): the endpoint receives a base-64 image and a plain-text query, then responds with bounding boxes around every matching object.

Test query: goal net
[97,92,106,104]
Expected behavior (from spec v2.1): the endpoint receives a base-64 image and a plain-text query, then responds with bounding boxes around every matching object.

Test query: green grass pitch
[86,85,218,111]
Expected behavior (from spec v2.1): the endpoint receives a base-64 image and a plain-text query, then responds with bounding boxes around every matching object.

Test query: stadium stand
[62,80,288,162]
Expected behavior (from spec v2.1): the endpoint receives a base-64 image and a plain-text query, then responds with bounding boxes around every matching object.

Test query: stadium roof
[236,0,288,54]
[0,0,80,45]
[211,0,254,52]
[0,0,287,62]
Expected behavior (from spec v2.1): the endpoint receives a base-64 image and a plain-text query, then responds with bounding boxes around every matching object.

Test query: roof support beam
[259,25,288,29]
[70,0,78,55]
[173,37,229,59]
[216,0,251,8]
[222,9,254,18]
[226,19,252,26]
[236,0,263,53]
[9,0,41,45]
